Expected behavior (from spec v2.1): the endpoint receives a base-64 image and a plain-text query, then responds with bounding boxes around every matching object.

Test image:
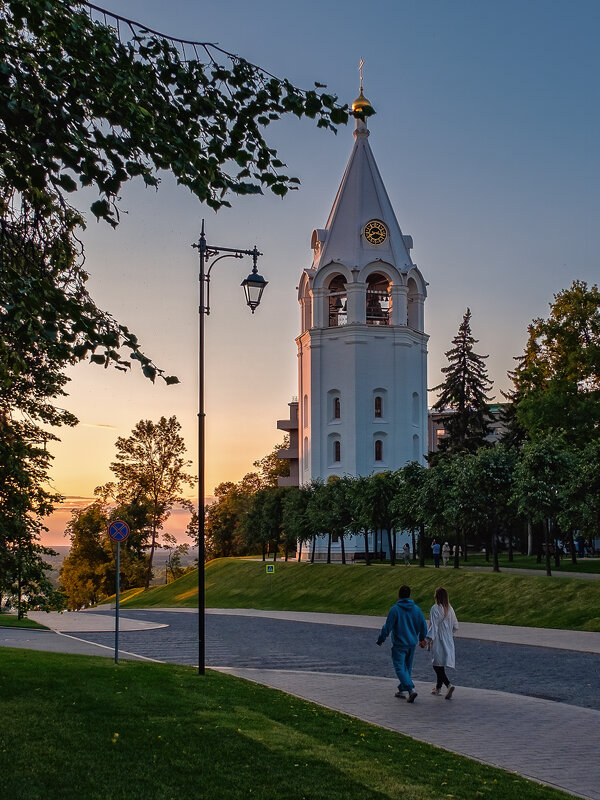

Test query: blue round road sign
[108,520,130,542]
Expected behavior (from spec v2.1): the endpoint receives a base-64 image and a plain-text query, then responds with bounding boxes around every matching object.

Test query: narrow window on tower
[374,396,382,418]
[375,439,383,461]
[334,440,341,462]
[333,397,341,419]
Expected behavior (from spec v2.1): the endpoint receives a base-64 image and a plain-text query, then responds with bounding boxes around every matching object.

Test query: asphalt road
[71,609,600,711]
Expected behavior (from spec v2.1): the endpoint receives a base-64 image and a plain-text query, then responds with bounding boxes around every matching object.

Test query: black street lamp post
[192,220,267,676]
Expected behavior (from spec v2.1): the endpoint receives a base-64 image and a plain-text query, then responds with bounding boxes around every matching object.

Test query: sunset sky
[43,0,600,544]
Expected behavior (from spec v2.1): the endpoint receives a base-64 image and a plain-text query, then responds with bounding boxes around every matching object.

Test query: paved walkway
[27,610,167,632]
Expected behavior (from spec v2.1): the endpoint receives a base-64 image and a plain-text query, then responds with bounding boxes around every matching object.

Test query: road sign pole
[107,519,130,666]
[115,540,120,665]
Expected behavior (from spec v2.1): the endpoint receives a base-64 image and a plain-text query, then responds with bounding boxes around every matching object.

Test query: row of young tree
[208,281,600,574]
[0,1,354,615]
[208,436,599,577]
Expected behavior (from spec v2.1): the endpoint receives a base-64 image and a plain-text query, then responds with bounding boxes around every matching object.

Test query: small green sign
[266,564,275,574]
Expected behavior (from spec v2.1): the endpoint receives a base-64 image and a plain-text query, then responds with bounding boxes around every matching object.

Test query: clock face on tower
[363,219,387,245]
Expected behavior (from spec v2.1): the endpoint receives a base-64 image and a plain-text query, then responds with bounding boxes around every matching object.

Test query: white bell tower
[297,88,428,491]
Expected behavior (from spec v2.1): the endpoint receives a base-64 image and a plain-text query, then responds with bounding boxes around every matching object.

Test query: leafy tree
[513,434,576,576]
[161,533,190,583]
[306,480,334,564]
[421,459,458,565]
[360,472,400,565]
[342,476,373,565]
[469,446,517,572]
[0,0,356,605]
[391,463,428,567]
[281,486,313,562]
[106,416,194,589]
[431,308,494,454]
[205,473,260,559]
[60,499,147,609]
[253,439,291,487]
[0,417,59,616]
[560,440,600,558]
[510,281,600,445]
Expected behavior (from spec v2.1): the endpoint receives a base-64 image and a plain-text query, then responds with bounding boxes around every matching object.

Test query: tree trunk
[17,551,23,620]
[411,530,417,562]
[508,532,514,563]
[570,530,577,565]
[340,534,346,565]
[386,529,394,566]
[297,540,302,562]
[419,524,425,568]
[326,533,331,564]
[364,531,371,566]
[273,542,277,562]
[261,544,266,561]
[310,535,316,563]
[144,519,158,590]
[392,530,397,566]
[284,543,289,562]
[544,519,552,577]
[527,521,533,556]
[492,525,500,572]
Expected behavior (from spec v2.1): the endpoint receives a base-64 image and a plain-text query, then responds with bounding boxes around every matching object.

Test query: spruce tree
[432,308,494,454]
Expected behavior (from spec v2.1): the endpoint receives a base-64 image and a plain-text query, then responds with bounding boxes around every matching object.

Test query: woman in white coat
[427,587,459,699]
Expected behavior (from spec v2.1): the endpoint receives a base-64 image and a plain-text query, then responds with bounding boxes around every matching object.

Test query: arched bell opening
[327,274,348,328]
[366,272,391,326]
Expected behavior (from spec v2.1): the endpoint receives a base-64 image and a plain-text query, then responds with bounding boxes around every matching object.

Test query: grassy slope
[0,614,48,629]
[0,648,572,800]
[117,558,600,631]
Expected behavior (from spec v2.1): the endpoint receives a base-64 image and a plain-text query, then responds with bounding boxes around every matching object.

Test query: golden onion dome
[352,89,372,113]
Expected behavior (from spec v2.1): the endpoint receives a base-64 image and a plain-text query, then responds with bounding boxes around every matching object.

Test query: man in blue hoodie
[376,585,427,703]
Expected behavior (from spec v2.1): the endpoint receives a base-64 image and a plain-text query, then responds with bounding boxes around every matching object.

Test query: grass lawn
[114,558,600,632]
[0,648,573,800]
[0,613,48,629]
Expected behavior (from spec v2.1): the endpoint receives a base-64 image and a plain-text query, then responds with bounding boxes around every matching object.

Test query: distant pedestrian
[403,542,411,566]
[432,540,441,568]
[442,541,450,567]
[426,587,459,699]
[376,585,427,703]
[452,544,462,559]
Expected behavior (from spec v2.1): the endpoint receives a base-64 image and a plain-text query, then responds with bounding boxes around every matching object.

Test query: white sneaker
[431,687,440,695]
[445,685,455,700]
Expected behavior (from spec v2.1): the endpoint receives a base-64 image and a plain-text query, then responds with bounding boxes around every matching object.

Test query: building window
[334,440,341,462]
[412,434,420,461]
[412,391,420,425]
[374,396,382,418]
[333,397,341,419]
[375,439,383,461]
